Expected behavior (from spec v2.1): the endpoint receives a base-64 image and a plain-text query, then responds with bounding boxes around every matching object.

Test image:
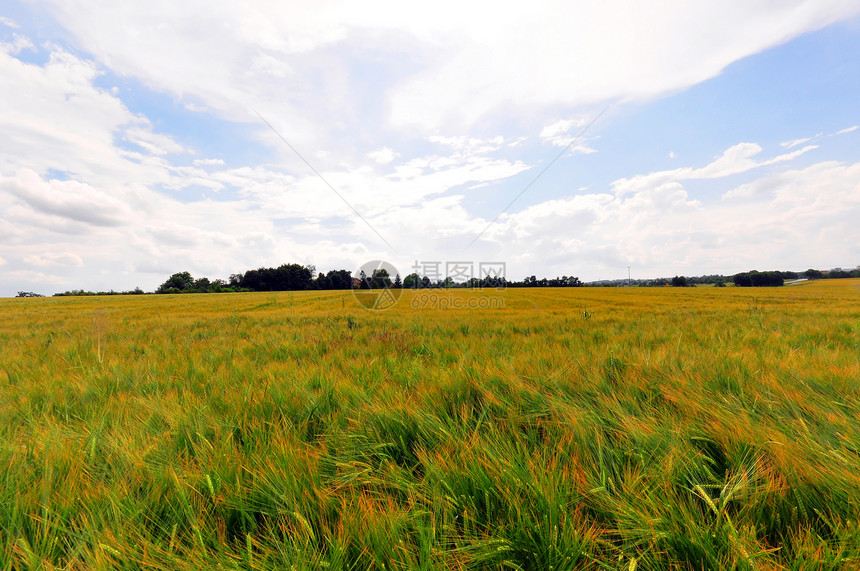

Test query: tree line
[730,268,860,287]
[732,271,785,287]
[32,265,858,297]
[153,264,583,294]
[594,268,859,288]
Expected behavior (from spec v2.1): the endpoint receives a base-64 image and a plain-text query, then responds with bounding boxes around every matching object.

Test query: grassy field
[1,280,858,570]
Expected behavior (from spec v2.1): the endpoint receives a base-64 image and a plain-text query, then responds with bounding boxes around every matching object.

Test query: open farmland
[1,280,858,569]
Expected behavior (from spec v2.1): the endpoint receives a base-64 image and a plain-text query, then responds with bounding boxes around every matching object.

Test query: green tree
[314,272,333,290]
[326,270,353,289]
[193,277,211,292]
[403,273,421,289]
[16,291,44,298]
[371,269,391,289]
[157,272,194,293]
[733,271,783,287]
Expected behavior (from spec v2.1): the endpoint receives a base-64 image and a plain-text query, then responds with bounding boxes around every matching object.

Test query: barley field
[1,280,858,570]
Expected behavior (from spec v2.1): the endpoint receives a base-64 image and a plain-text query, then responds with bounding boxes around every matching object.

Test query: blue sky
[1,1,859,296]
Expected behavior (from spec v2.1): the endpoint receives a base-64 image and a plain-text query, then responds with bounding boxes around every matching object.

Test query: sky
[1,1,860,296]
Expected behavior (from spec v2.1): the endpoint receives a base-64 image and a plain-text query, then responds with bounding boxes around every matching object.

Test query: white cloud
[124,125,188,156]
[0,17,19,29]
[693,143,768,178]
[388,1,860,128]
[460,158,860,280]
[461,179,706,277]
[217,151,529,222]
[367,147,399,164]
[24,252,84,267]
[427,135,506,155]
[781,125,857,148]
[0,162,298,293]
[192,158,226,166]
[722,159,860,203]
[539,118,597,153]
[540,118,588,140]
[1,169,132,227]
[1,34,34,55]
[722,174,789,201]
[0,45,182,190]
[694,143,818,178]
[3,269,68,288]
[612,142,818,196]
[781,135,816,148]
[36,1,860,133]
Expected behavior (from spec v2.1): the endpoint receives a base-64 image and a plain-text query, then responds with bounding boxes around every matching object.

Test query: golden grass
[1,280,858,569]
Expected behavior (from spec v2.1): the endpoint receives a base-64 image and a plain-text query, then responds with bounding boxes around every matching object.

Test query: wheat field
[1,280,858,569]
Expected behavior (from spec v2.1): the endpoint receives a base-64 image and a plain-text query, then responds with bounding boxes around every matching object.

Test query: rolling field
[1,281,858,570]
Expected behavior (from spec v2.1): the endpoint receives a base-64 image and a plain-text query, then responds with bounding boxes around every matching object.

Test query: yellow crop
[0,280,857,569]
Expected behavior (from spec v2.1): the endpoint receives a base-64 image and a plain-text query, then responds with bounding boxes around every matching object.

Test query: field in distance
[1,280,858,569]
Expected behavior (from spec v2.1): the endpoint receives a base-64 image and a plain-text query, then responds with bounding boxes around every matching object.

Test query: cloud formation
[1,170,131,228]
[484,159,860,279]
[611,143,819,196]
[1,1,859,295]
[37,0,860,133]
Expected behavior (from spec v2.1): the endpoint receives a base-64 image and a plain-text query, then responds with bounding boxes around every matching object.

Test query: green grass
[1,281,858,569]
